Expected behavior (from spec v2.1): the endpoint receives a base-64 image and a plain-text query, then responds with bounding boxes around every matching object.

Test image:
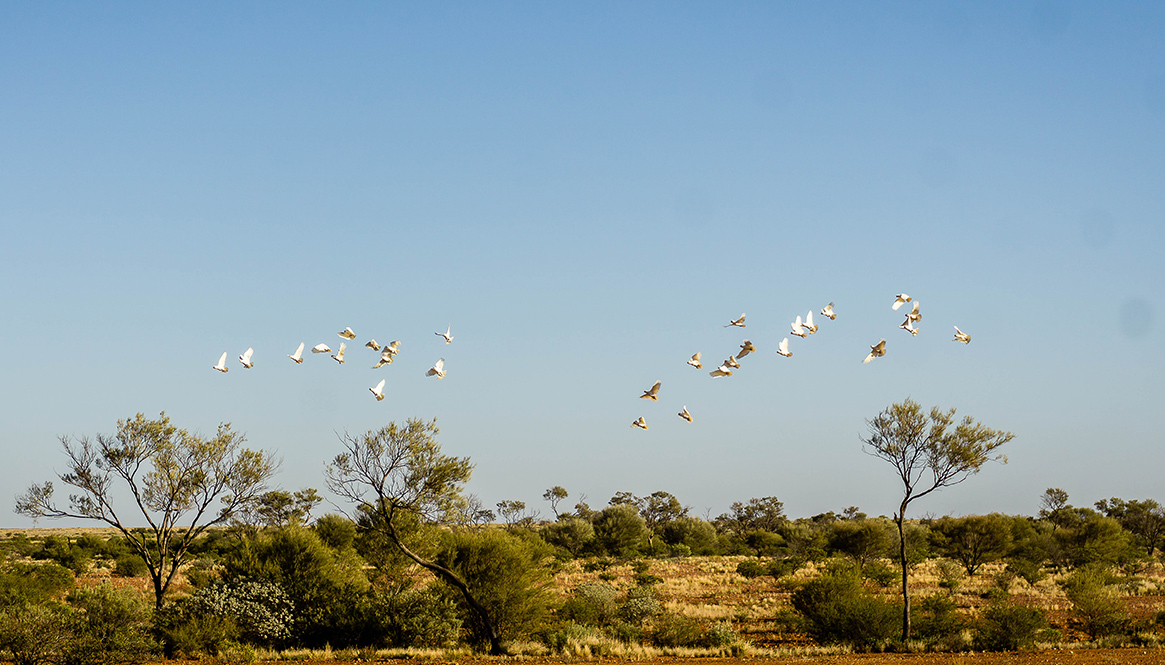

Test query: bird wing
[292,342,304,358]
[312,344,331,353]
[215,352,227,368]
[805,311,814,327]
[778,338,789,355]
[863,352,875,364]
[241,348,253,362]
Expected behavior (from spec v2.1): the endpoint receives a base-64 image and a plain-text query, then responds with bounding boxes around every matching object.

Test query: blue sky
[2,2,1163,528]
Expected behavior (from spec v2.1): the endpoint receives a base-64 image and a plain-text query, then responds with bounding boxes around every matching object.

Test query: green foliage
[182,580,294,646]
[790,562,900,650]
[0,563,74,608]
[736,560,766,579]
[650,612,702,647]
[1005,557,1048,586]
[911,593,963,646]
[65,581,157,664]
[313,514,357,551]
[829,519,891,567]
[561,582,618,625]
[541,517,594,557]
[715,497,786,535]
[0,602,76,665]
[701,620,738,647]
[934,558,966,592]
[605,620,644,644]
[766,557,803,579]
[1094,497,1165,557]
[592,505,648,557]
[435,528,553,649]
[973,600,1048,651]
[862,560,898,587]
[154,607,237,659]
[618,586,662,624]
[1060,565,1130,638]
[1052,509,1141,569]
[31,538,90,576]
[929,514,1013,576]
[365,585,461,648]
[112,553,147,578]
[659,517,719,555]
[742,530,786,557]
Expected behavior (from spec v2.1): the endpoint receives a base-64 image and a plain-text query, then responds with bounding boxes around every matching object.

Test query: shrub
[605,621,643,644]
[1005,557,1047,586]
[701,621,738,648]
[862,560,898,587]
[974,601,1047,651]
[0,603,77,665]
[766,557,803,579]
[911,593,963,646]
[0,563,74,608]
[112,554,147,578]
[435,528,553,649]
[735,560,766,579]
[313,514,357,551]
[650,612,702,647]
[790,563,899,650]
[592,505,648,557]
[560,582,617,625]
[367,585,461,648]
[659,517,719,555]
[183,580,294,646]
[618,586,662,624]
[542,518,595,557]
[1060,565,1130,639]
[65,581,158,665]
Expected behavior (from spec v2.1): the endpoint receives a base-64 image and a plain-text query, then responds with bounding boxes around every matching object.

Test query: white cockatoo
[953,326,971,344]
[631,417,648,430]
[821,302,836,320]
[370,379,386,402]
[212,352,229,373]
[898,316,919,336]
[426,358,446,379]
[863,339,887,364]
[678,406,692,423]
[288,343,305,364]
[640,380,661,401]
[365,339,381,351]
[384,340,401,356]
[737,340,757,358]
[436,326,453,344]
[311,343,331,354]
[338,327,357,340]
[687,352,702,369]
[892,294,912,310]
[724,313,746,328]
[790,315,807,338]
[239,347,254,369]
[907,301,922,322]
[803,310,817,334]
[710,362,734,377]
[331,343,346,364]
[373,348,394,368]
[776,338,792,358]
[725,356,741,369]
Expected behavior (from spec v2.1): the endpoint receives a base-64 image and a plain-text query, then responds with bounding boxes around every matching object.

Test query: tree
[929,514,1013,576]
[495,500,537,530]
[637,491,688,554]
[715,497,786,535]
[1094,497,1165,558]
[592,504,648,557]
[861,398,1013,641]
[542,486,568,519]
[15,412,278,609]
[324,418,508,655]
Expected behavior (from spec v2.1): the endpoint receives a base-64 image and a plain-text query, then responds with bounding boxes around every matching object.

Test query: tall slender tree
[861,399,1013,641]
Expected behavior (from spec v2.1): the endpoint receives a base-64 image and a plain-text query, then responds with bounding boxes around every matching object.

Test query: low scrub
[790,562,899,650]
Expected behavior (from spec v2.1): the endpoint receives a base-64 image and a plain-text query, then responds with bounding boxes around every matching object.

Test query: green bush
[313,514,357,551]
[618,586,662,624]
[701,621,738,647]
[592,505,648,557]
[862,560,898,587]
[435,528,553,649]
[0,563,74,608]
[112,554,147,578]
[659,517,719,555]
[0,602,77,665]
[736,560,766,579]
[650,612,702,647]
[1060,565,1130,639]
[182,580,294,646]
[766,557,803,579]
[973,601,1047,651]
[790,563,899,650]
[561,582,618,626]
[541,518,594,557]
[605,621,643,644]
[911,593,963,646]
[1005,557,1047,586]
[65,581,158,665]
[367,586,461,648]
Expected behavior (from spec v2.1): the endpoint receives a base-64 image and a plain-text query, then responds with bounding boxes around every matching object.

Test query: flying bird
[821,302,836,320]
[365,340,381,351]
[370,379,386,402]
[687,352,702,369]
[953,326,971,344]
[803,311,818,334]
[640,381,661,401]
[725,356,741,369]
[678,406,693,423]
[907,301,922,322]
[436,325,453,344]
[212,352,229,373]
[311,343,332,354]
[776,338,792,358]
[724,313,746,328]
[331,343,347,364]
[288,343,305,364]
[338,327,357,340]
[898,316,919,336]
[384,340,401,356]
[710,362,734,378]
[737,340,757,358]
[373,348,394,368]
[631,417,648,430]
[892,294,912,310]
[426,358,446,379]
[239,347,254,369]
[863,339,887,364]
[790,315,807,338]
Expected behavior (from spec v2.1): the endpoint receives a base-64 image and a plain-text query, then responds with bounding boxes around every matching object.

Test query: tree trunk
[896,509,911,642]
[385,514,507,655]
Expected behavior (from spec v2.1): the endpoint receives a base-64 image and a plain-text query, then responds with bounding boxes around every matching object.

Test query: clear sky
[2,2,1163,528]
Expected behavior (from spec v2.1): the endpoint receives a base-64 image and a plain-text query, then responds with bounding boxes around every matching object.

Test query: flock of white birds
[211,325,455,401]
[629,294,972,430]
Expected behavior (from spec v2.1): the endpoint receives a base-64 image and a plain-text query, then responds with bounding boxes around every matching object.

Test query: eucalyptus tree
[861,398,1014,641]
[324,418,508,655]
[16,412,278,608]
